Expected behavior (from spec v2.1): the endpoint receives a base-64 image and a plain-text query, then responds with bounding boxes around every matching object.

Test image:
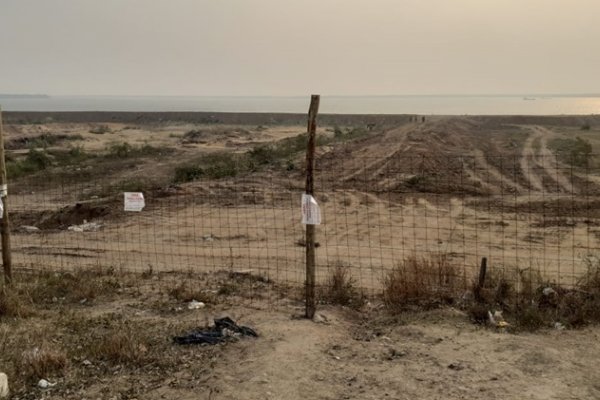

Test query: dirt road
[153,307,600,400]
[520,126,575,193]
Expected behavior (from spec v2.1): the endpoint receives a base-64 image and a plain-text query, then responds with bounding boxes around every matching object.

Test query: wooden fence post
[0,107,13,285]
[305,95,320,319]
[474,257,487,302]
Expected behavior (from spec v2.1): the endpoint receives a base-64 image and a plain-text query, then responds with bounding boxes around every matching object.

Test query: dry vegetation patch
[467,258,600,331]
[319,264,363,308]
[383,254,464,309]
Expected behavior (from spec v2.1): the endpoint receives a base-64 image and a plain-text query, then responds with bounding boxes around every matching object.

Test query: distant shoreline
[3,111,599,127]
[1,95,598,114]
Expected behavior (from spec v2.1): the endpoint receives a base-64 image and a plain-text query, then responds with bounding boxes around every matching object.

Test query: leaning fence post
[305,95,320,319]
[0,107,13,285]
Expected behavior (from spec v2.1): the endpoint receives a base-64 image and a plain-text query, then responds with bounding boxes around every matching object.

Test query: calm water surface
[1,95,599,115]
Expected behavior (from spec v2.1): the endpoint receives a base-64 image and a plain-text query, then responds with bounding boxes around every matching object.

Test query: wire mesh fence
[5,151,600,305]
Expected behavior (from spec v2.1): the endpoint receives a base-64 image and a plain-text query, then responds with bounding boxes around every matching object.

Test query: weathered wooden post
[305,95,320,319]
[0,107,13,285]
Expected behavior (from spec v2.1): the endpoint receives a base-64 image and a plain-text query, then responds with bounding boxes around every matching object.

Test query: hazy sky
[1,0,599,96]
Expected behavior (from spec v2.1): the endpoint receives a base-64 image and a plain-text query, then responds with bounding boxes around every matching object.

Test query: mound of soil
[34,202,111,230]
[5,134,75,150]
[316,119,484,195]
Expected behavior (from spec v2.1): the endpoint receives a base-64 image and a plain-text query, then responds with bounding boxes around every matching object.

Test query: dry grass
[472,267,516,306]
[90,327,150,366]
[28,268,115,304]
[319,264,362,308]
[383,254,463,309]
[19,345,68,381]
[467,260,600,331]
[0,287,34,319]
[168,282,216,303]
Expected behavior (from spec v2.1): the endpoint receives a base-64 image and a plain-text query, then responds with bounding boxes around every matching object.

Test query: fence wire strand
[5,152,600,305]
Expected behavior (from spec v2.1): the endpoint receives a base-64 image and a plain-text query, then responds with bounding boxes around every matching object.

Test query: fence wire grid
[5,152,600,305]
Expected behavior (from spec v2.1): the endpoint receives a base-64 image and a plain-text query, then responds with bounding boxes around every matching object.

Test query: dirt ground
[4,114,600,289]
[2,113,600,399]
[1,269,600,400]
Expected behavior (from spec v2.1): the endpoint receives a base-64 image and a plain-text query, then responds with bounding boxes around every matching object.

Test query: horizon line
[3,93,600,98]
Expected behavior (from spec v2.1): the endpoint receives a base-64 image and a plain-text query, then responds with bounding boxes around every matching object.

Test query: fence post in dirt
[305,94,320,319]
[0,107,13,285]
[474,257,487,302]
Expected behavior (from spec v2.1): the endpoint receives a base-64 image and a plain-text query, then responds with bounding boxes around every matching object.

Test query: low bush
[89,326,149,366]
[105,142,165,158]
[383,254,461,309]
[173,152,240,182]
[0,287,34,319]
[548,136,592,167]
[320,264,362,307]
[89,125,111,134]
[19,346,68,381]
[168,282,215,304]
[6,148,53,178]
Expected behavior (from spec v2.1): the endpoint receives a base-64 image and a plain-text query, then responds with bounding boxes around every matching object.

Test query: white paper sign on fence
[301,194,321,225]
[124,192,145,212]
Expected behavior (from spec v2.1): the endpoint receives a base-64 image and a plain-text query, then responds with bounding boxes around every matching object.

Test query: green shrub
[105,142,164,158]
[90,125,111,134]
[106,142,133,157]
[248,145,278,166]
[6,148,53,178]
[333,125,344,138]
[26,148,52,169]
[174,165,204,183]
[548,137,592,167]
[203,152,239,178]
[51,146,89,166]
[174,152,239,182]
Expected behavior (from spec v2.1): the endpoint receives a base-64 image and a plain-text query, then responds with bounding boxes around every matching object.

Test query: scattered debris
[488,310,510,328]
[19,225,40,233]
[448,362,465,371]
[386,348,407,360]
[37,202,109,230]
[0,373,8,398]
[313,313,329,324]
[187,300,206,310]
[67,220,102,232]
[173,317,257,345]
[487,310,497,325]
[229,269,253,276]
[37,379,56,389]
[295,238,321,248]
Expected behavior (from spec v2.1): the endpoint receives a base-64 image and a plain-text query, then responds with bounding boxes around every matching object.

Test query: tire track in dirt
[470,149,526,194]
[341,123,416,183]
[532,126,575,193]
[533,125,600,194]
[520,129,545,192]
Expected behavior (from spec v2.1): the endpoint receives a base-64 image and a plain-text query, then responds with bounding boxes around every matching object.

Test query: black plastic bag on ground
[173,317,258,345]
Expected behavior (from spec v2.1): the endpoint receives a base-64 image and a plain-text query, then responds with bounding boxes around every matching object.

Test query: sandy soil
[5,116,600,290]
[4,291,600,400]
[2,114,600,399]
